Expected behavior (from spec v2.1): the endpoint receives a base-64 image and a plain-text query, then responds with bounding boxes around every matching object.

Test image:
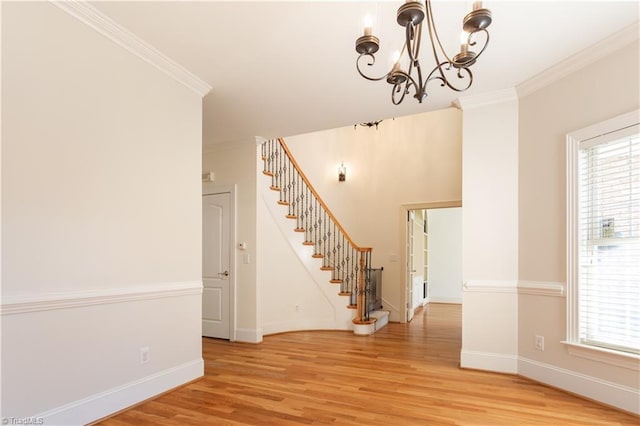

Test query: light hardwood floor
[98,304,638,425]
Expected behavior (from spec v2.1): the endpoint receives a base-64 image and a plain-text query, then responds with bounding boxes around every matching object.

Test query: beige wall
[285,108,462,321]
[517,40,639,410]
[1,3,203,422]
[519,40,640,282]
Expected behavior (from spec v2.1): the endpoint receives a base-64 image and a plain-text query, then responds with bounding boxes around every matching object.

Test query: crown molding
[454,87,518,110]
[517,22,640,98]
[49,0,212,98]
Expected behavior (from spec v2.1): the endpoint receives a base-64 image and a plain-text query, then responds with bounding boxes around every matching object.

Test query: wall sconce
[338,163,346,182]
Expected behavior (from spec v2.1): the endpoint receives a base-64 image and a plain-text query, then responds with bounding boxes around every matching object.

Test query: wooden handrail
[278,138,367,252]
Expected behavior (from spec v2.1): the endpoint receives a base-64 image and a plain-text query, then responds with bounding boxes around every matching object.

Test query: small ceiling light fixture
[355,0,492,105]
[338,163,347,182]
[354,120,384,130]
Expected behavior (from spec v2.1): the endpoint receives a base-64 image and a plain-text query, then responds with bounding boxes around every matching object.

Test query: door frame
[400,200,461,323]
[203,183,237,341]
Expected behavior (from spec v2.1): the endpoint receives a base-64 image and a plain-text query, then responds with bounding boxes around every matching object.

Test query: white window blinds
[578,128,639,354]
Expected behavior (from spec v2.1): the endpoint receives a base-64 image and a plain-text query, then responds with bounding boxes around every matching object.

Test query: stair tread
[353,317,377,325]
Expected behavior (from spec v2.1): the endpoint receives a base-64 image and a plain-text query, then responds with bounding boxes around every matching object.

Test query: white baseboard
[37,358,204,425]
[460,350,518,374]
[235,328,263,343]
[519,357,640,415]
[261,319,352,337]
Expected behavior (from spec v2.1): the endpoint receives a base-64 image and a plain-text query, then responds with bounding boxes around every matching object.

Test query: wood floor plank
[97,304,638,425]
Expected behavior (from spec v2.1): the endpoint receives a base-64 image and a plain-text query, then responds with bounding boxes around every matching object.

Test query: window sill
[562,341,639,371]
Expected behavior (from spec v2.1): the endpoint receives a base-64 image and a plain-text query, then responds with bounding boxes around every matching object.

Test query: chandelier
[355,0,492,105]
[354,120,384,129]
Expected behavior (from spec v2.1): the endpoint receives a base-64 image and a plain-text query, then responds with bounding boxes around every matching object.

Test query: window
[566,110,639,359]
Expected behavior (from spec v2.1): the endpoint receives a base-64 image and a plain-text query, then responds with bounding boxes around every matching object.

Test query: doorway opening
[402,202,462,322]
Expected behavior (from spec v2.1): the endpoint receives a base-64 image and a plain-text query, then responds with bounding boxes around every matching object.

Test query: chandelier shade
[355,0,492,105]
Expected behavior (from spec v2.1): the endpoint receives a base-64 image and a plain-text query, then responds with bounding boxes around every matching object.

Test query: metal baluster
[296,172,303,231]
[314,198,319,250]
[320,210,327,260]
[306,188,313,243]
[278,143,283,191]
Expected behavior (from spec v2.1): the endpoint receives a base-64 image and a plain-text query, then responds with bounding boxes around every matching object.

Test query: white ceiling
[90,1,639,146]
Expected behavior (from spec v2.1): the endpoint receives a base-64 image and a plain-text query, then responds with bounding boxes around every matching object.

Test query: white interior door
[406,211,415,322]
[202,193,230,339]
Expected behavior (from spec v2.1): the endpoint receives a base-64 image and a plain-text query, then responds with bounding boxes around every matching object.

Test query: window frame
[564,109,640,370]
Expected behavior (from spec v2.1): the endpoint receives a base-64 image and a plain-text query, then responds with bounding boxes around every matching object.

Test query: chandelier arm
[356,53,393,82]
[423,1,451,89]
[389,70,418,105]
[414,59,426,100]
[403,22,426,99]
[391,83,408,105]
[426,62,474,92]
[468,29,490,60]
[405,24,417,63]
[425,0,455,64]
[408,23,422,63]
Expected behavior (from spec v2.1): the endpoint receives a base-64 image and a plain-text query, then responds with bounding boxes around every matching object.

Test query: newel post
[355,248,373,323]
[356,249,366,322]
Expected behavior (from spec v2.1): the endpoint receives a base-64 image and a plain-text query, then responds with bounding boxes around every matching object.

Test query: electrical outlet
[295,305,300,313]
[140,346,150,364]
[535,335,545,351]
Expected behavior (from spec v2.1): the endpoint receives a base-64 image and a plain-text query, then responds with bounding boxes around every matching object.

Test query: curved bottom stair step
[353,310,390,335]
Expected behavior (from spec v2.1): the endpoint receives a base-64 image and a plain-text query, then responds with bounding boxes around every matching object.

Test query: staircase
[261,138,388,334]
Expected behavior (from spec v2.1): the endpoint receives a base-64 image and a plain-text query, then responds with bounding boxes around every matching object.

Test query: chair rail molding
[517,281,565,297]
[0,281,203,315]
[462,280,518,294]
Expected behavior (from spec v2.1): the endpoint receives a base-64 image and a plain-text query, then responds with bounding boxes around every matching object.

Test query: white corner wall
[458,89,519,374]
[1,3,204,423]
[518,40,640,413]
[427,208,462,304]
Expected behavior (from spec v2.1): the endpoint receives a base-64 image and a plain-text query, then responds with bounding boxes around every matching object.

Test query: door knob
[218,271,229,277]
